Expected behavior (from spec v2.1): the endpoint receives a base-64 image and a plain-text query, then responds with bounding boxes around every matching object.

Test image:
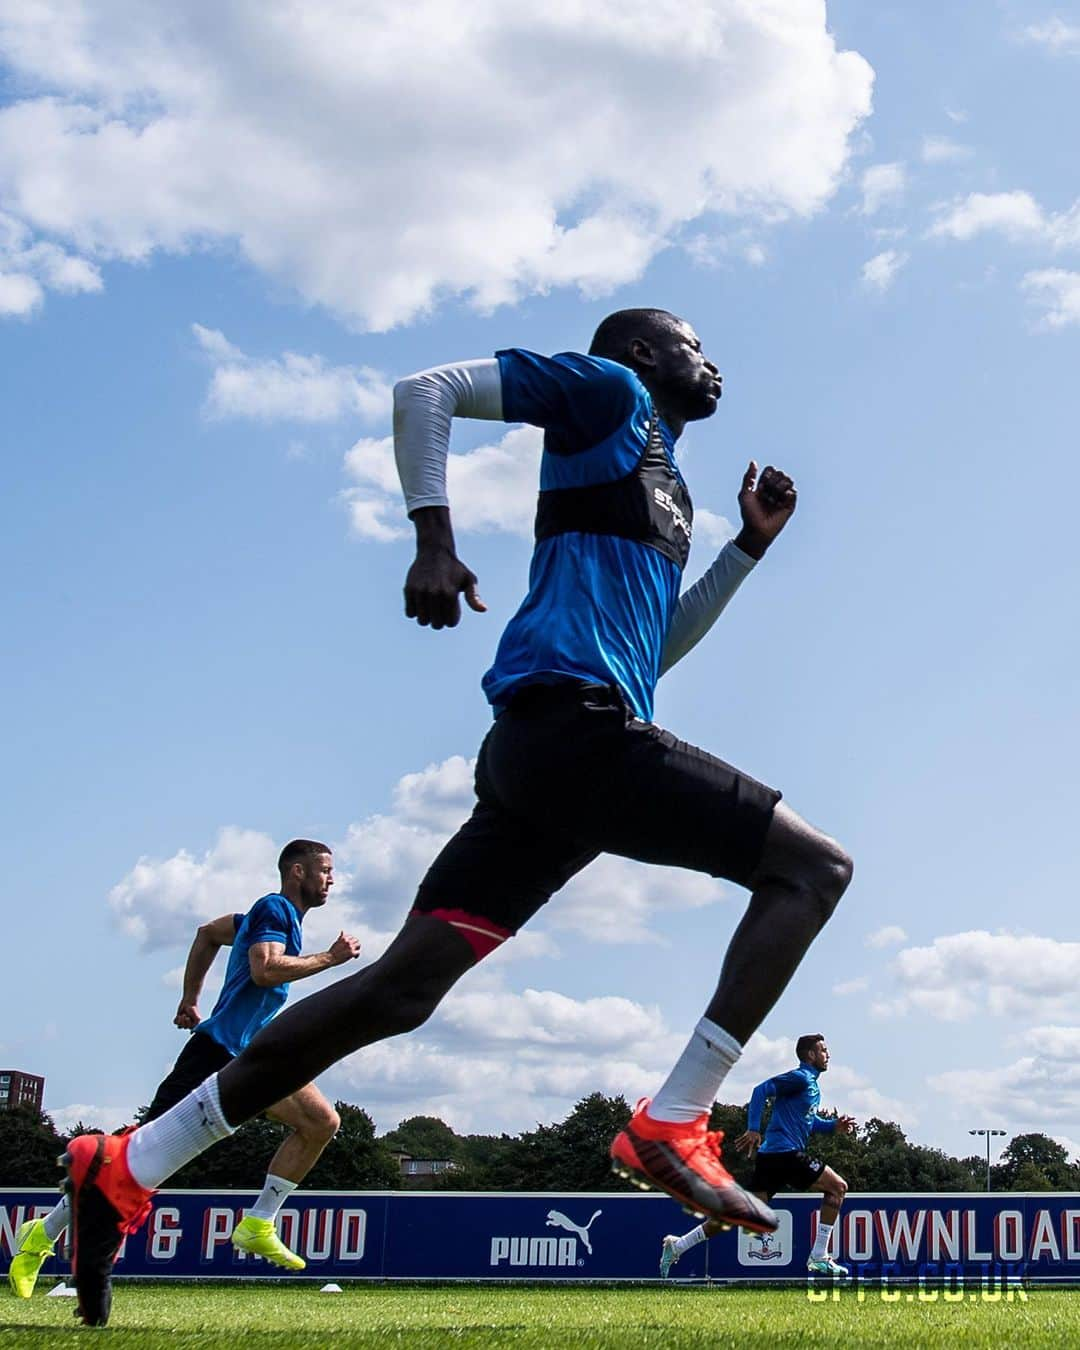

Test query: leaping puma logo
[545,1209,602,1255]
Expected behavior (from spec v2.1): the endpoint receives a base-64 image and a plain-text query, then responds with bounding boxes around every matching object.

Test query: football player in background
[660,1034,854,1278]
[9,840,359,1301]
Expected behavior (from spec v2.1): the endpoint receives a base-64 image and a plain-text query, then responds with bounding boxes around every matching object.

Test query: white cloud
[0,270,42,316]
[825,1063,914,1126]
[1023,268,1080,329]
[860,249,908,292]
[109,825,280,951]
[929,1025,1080,1134]
[877,931,1080,1022]
[441,988,662,1050]
[683,231,768,271]
[693,508,737,548]
[929,192,1080,329]
[928,191,1080,248]
[1018,1025,1080,1059]
[341,426,736,547]
[859,162,906,216]
[193,325,391,423]
[872,987,976,1022]
[45,1103,139,1135]
[332,1019,806,1135]
[547,853,725,946]
[1053,1134,1080,1164]
[0,1,873,330]
[331,1020,669,1134]
[0,211,101,316]
[1020,18,1080,54]
[920,135,972,164]
[342,426,541,543]
[866,924,908,949]
[833,976,869,996]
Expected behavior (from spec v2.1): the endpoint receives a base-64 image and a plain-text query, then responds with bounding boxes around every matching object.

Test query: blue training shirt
[481,349,690,723]
[747,1063,838,1154]
[196,893,303,1057]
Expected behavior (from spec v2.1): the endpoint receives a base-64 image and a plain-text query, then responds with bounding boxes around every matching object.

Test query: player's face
[300,853,334,907]
[810,1041,830,1071]
[653,321,722,423]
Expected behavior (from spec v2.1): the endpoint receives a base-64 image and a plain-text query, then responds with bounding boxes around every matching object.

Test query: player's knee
[298,1103,339,1146]
[319,1105,341,1142]
[810,836,853,920]
[830,1176,848,1205]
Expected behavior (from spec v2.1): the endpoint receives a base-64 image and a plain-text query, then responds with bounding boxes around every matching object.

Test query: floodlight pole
[969,1128,1007,1191]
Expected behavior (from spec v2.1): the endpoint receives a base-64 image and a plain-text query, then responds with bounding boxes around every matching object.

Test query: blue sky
[3,1,1080,1171]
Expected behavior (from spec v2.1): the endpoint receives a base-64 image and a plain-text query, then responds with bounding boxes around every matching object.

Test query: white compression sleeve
[659,540,757,676]
[393,358,503,515]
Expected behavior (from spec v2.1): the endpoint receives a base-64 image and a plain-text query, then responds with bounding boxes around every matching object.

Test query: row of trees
[3,1094,1078,1193]
[383,1096,1080,1195]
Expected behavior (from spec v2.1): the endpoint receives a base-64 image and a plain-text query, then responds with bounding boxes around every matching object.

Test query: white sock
[246,1173,297,1222]
[648,1017,742,1123]
[126,1075,236,1190]
[42,1196,70,1243]
[674,1224,708,1255]
[811,1221,834,1260]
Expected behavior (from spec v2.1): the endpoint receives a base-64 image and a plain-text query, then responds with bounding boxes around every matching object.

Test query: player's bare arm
[174,913,238,1029]
[248,931,362,988]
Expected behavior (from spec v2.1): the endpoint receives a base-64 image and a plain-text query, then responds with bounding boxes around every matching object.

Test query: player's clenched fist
[734,461,797,559]
[328,931,362,965]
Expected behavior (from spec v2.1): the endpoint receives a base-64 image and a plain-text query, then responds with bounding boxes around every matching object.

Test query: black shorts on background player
[751,1149,826,1197]
[143,1032,233,1121]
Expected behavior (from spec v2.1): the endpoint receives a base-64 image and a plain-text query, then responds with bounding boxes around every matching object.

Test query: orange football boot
[61,1129,154,1326]
[611,1099,777,1234]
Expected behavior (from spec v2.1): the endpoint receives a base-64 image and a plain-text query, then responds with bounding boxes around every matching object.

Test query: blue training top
[747,1063,838,1154]
[196,893,303,1057]
[481,349,692,724]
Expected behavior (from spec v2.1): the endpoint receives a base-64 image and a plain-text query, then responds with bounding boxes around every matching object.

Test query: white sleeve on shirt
[660,540,757,676]
[393,358,504,515]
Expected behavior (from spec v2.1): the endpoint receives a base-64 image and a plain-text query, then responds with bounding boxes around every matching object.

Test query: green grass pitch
[2,1282,1077,1347]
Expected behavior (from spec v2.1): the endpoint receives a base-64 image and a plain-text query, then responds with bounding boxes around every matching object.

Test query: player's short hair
[277,838,332,876]
[796,1033,825,1061]
[588,308,684,363]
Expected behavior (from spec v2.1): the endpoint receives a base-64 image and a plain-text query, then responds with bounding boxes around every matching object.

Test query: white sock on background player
[42,1195,70,1242]
[246,1173,297,1221]
[674,1224,709,1255]
[810,1221,834,1260]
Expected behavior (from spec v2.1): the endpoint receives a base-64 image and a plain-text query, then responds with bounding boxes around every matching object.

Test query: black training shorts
[143,1029,233,1121]
[414,681,780,939]
[751,1149,826,1197]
